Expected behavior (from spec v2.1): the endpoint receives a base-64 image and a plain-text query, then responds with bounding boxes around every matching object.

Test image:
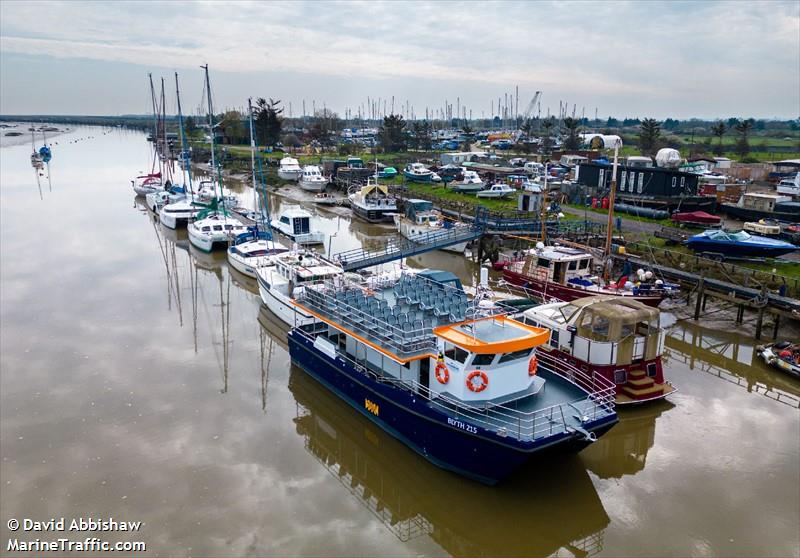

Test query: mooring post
[694,275,705,320]
[736,304,744,324]
[772,314,780,340]
[755,285,767,341]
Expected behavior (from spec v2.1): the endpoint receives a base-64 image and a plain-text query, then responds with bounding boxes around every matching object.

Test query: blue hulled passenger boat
[287,270,618,484]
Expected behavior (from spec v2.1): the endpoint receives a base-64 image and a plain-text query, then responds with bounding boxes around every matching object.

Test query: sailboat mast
[202,64,220,199]
[148,73,160,175]
[160,78,171,184]
[604,140,621,270]
[174,72,193,199]
[247,97,258,211]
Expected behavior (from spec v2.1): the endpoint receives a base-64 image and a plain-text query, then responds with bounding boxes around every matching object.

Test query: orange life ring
[435,361,449,384]
[528,355,538,376]
[466,370,488,393]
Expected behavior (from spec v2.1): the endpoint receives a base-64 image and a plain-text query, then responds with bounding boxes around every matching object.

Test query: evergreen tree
[379,114,407,152]
[710,121,726,155]
[638,118,661,155]
[254,97,283,146]
[734,118,754,157]
[562,117,582,150]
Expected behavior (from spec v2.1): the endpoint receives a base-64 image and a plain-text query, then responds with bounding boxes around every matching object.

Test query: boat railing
[296,282,437,357]
[292,326,615,443]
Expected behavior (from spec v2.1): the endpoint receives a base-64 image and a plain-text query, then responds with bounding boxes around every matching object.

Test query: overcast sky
[1,1,798,120]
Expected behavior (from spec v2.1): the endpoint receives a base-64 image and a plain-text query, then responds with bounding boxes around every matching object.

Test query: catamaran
[286,269,618,484]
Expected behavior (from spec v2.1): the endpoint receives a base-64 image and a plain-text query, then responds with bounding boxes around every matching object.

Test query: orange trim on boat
[291,300,436,364]
[433,315,550,354]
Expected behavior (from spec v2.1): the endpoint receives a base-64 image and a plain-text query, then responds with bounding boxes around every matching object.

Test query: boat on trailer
[685,229,798,258]
[287,270,618,484]
[518,296,676,405]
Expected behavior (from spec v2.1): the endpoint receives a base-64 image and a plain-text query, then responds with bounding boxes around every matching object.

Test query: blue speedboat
[685,229,798,258]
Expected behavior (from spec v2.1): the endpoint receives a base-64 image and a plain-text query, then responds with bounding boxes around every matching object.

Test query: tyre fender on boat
[435,354,449,384]
[528,354,538,376]
[466,370,488,393]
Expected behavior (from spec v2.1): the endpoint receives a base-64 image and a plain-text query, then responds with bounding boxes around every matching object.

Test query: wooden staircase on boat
[617,369,675,404]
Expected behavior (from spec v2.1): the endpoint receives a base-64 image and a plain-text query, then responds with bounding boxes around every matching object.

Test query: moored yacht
[270,207,325,245]
[447,169,485,193]
[132,172,163,196]
[348,179,397,223]
[393,199,470,253]
[278,157,302,181]
[287,270,618,484]
[145,184,186,213]
[256,251,343,326]
[298,165,328,192]
[227,233,289,278]
[519,296,676,405]
[503,246,678,307]
[160,198,207,229]
[403,162,440,183]
[187,211,248,252]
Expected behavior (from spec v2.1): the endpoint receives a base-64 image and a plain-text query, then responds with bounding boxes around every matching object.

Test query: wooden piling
[772,314,780,340]
[694,275,705,320]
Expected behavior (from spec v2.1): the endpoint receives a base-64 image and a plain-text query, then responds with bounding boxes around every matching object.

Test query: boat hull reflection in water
[289,367,610,557]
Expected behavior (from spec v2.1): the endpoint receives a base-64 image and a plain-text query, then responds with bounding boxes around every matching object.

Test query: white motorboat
[188,212,248,252]
[227,237,290,278]
[393,199,469,253]
[196,180,237,207]
[403,162,441,183]
[270,207,325,245]
[160,199,207,229]
[277,157,302,181]
[777,173,800,197]
[145,186,186,213]
[132,173,163,196]
[298,165,328,192]
[447,169,484,193]
[313,192,344,205]
[256,251,342,326]
[476,183,515,198]
[348,179,397,223]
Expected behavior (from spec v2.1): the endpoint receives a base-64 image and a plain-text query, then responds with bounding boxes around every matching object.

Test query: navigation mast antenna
[603,139,622,279]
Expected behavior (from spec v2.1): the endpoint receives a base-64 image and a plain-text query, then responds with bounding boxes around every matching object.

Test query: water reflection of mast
[150,215,183,325]
[259,325,274,412]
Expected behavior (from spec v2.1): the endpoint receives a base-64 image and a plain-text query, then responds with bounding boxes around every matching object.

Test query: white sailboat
[227,97,289,278]
[188,64,245,252]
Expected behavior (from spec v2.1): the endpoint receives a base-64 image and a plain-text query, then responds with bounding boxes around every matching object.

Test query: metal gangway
[333,208,489,272]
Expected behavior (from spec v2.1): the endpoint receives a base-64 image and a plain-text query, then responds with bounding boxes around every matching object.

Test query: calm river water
[1,126,798,557]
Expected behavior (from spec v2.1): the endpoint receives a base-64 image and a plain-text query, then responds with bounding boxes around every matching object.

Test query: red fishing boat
[502,246,675,308]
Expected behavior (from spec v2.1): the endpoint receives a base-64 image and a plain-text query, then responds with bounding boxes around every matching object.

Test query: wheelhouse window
[579,259,589,270]
[550,330,560,347]
[568,260,577,270]
[213,225,222,231]
[647,362,658,377]
[499,349,532,363]
[614,369,627,384]
[280,216,290,224]
[537,257,550,268]
[444,343,468,364]
[471,354,495,366]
